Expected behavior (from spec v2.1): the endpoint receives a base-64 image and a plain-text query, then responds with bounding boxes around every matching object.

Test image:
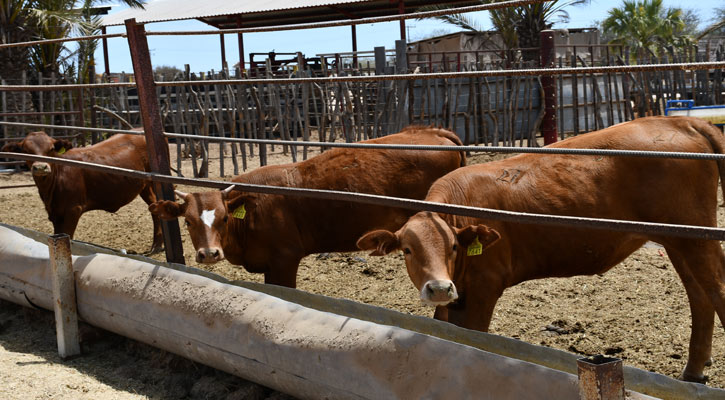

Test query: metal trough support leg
[48,234,80,360]
[577,355,625,400]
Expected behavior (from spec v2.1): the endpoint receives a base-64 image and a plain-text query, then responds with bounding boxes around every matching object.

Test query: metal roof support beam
[101,26,110,77]
[352,24,358,68]
[236,16,245,73]
[220,33,227,72]
[398,0,406,42]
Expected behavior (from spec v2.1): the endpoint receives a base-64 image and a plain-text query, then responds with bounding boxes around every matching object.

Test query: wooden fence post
[539,30,558,144]
[395,40,409,131]
[125,18,185,265]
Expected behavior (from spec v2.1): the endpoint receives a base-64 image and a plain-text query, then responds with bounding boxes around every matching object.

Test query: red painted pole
[540,30,558,144]
[124,18,185,265]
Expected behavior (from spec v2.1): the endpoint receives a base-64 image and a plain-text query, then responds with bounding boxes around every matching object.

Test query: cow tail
[436,128,466,167]
[694,120,725,206]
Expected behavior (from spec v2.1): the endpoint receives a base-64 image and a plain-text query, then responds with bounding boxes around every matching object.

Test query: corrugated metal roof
[101,0,371,26]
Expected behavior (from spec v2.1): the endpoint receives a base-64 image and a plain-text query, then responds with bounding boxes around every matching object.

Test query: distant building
[407,28,602,70]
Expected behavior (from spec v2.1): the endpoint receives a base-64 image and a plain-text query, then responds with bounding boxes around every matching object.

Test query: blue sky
[95,0,724,74]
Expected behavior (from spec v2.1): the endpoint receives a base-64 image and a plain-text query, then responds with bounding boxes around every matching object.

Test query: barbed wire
[2,120,725,161]
[2,151,725,241]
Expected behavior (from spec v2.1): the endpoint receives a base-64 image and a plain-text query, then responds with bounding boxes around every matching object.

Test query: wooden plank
[571,54,580,135]
[250,85,267,166]
[50,73,57,136]
[604,47,614,126]
[211,81,226,177]
[557,57,564,138]
[171,86,183,176]
[610,56,623,124]
[1,78,6,139]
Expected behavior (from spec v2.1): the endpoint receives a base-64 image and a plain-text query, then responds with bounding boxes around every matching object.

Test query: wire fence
[1,1,725,261]
[3,151,725,242]
[3,120,725,161]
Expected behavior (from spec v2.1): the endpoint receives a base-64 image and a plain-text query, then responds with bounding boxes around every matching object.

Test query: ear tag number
[232,204,246,219]
[57,147,66,155]
[467,236,483,256]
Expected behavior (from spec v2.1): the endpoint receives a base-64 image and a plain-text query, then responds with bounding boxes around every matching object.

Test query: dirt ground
[1,140,725,398]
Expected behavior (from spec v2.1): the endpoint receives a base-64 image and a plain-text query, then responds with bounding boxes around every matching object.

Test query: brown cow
[1,131,164,253]
[357,116,725,383]
[149,126,465,287]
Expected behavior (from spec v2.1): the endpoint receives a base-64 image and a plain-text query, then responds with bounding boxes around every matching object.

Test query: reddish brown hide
[150,126,466,287]
[1,130,164,253]
[358,116,725,383]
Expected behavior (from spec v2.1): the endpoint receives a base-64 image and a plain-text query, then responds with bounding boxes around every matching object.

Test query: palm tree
[419,0,590,64]
[697,7,725,40]
[0,0,143,135]
[602,0,692,59]
[1,0,144,83]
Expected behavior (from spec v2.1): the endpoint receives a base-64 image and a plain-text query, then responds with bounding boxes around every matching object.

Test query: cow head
[357,211,500,306]
[149,185,256,264]
[1,131,73,176]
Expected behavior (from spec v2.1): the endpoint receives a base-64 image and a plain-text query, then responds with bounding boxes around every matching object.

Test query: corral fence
[2,32,723,177]
[2,1,725,396]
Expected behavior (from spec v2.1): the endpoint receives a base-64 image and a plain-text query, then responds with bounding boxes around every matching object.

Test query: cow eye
[184,220,190,227]
[452,244,458,251]
[403,248,411,255]
[223,215,229,223]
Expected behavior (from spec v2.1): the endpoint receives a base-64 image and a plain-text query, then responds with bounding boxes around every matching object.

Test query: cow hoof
[679,371,708,384]
[146,246,165,255]
[705,357,713,367]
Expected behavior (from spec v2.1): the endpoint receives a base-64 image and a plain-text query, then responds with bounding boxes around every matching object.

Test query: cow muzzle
[31,162,51,177]
[420,279,458,306]
[196,247,224,263]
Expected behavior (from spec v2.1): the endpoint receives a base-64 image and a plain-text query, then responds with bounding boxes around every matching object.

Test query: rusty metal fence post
[577,356,625,400]
[125,18,185,265]
[48,233,81,359]
[540,30,558,145]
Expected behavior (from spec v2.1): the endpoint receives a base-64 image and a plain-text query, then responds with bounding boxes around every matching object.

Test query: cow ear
[1,142,24,153]
[53,139,73,153]
[148,200,186,220]
[456,225,500,250]
[225,194,256,220]
[357,230,400,256]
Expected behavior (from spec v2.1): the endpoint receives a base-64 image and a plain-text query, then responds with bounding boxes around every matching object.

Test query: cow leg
[140,185,164,254]
[451,278,503,332]
[665,245,715,383]
[51,206,82,239]
[264,258,301,288]
[433,306,448,321]
[678,241,725,326]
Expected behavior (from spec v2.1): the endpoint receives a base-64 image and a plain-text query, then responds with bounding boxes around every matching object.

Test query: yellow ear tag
[57,147,66,155]
[467,236,483,256]
[231,204,246,220]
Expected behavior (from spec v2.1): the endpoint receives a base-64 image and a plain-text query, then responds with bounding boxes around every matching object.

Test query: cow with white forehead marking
[357,116,725,383]
[150,126,465,287]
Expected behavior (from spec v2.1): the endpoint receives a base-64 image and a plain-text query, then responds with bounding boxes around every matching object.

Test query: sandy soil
[1,140,725,398]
